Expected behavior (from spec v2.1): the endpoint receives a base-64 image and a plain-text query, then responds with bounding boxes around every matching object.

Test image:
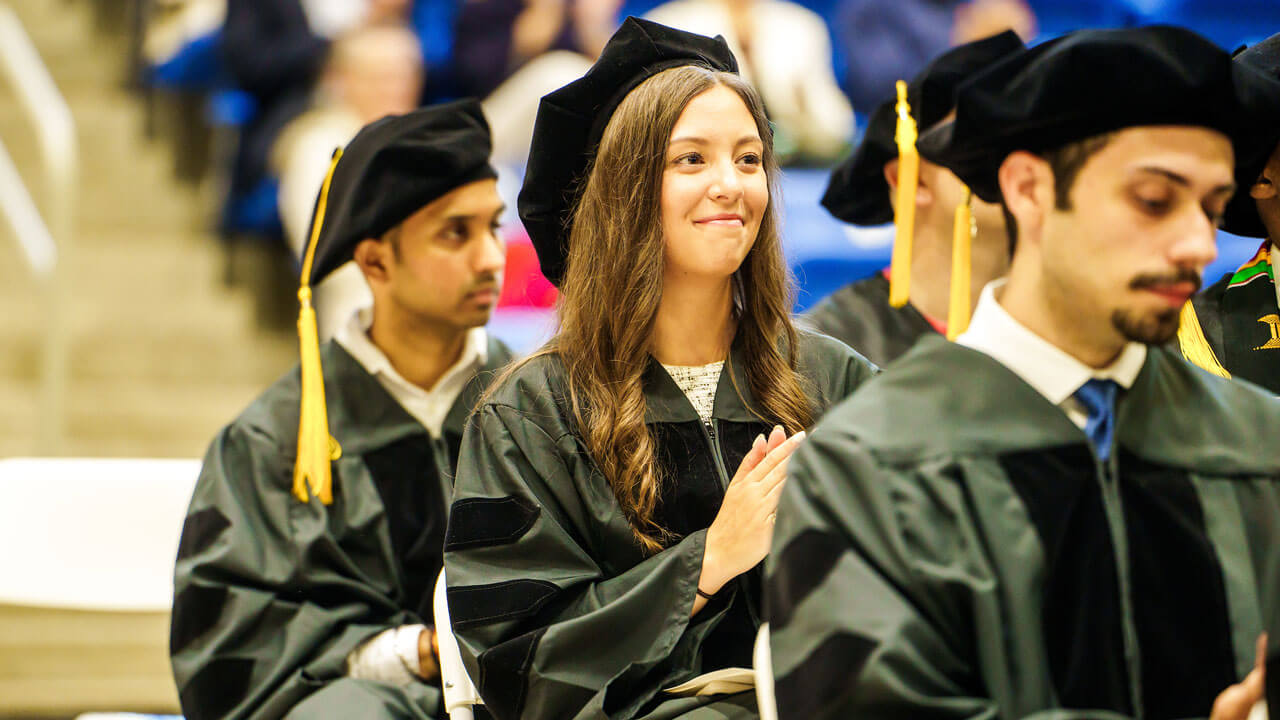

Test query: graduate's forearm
[691,544,733,616]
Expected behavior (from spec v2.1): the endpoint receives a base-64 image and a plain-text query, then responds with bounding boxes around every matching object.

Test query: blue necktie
[1073,378,1119,461]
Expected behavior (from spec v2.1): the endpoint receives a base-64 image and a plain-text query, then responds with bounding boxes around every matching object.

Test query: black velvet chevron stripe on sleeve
[446,579,561,630]
[445,495,541,552]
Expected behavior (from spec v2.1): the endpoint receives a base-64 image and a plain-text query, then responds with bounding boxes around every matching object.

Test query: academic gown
[801,273,937,367]
[766,336,1280,720]
[170,338,515,720]
[443,332,876,720]
[1181,243,1280,394]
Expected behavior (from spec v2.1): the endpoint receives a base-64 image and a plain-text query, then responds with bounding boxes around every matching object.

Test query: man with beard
[169,101,514,720]
[765,26,1280,720]
[1178,33,1280,394]
[805,30,1022,366]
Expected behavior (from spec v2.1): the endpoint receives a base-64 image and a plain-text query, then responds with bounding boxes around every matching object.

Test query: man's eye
[1136,196,1172,215]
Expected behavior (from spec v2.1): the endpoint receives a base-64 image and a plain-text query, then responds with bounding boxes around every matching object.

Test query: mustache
[1128,268,1201,293]
[465,274,501,294]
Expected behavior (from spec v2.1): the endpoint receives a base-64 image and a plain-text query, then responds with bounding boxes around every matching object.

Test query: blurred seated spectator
[452,0,620,100]
[647,0,854,163]
[143,0,225,71]
[222,0,412,238]
[273,23,424,339]
[951,0,1035,44]
[834,0,1033,114]
[482,50,595,166]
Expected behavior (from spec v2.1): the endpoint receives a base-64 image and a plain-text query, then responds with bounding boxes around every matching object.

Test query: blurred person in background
[170,103,513,720]
[646,0,854,163]
[460,0,623,165]
[804,31,1021,366]
[222,0,414,232]
[834,0,1033,116]
[274,23,425,340]
[1179,33,1280,394]
[453,0,618,99]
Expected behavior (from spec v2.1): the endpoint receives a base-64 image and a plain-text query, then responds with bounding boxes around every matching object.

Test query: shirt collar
[333,303,489,395]
[956,279,1147,407]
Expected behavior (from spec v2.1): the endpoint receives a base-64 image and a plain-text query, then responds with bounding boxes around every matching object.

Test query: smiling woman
[442,17,875,720]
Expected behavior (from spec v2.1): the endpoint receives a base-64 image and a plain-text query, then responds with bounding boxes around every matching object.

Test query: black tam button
[516,16,739,287]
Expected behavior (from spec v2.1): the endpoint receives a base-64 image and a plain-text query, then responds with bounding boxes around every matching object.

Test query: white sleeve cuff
[344,624,426,687]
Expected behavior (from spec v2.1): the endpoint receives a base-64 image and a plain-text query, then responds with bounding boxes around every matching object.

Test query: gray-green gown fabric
[170,337,514,720]
[766,335,1280,720]
[443,331,876,720]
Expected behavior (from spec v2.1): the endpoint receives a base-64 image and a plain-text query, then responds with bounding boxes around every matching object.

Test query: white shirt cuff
[344,624,425,687]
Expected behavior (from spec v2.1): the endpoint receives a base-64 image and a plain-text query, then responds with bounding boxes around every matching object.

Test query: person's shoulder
[217,341,357,451]
[805,276,885,317]
[794,326,878,375]
[479,350,569,416]
[485,334,518,370]
[801,276,888,339]
[1139,347,1280,474]
[1196,270,1233,311]
[228,361,304,447]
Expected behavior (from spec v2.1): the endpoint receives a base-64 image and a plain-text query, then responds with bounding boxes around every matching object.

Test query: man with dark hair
[1178,34,1280,393]
[767,26,1280,720]
[170,101,514,720]
[805,31,1022,365]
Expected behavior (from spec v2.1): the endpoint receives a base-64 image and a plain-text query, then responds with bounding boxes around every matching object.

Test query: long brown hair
[520,65,813,553]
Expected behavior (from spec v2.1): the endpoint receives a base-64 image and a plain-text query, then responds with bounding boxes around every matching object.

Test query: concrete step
[0,374,289,458]
[0,0,298,459]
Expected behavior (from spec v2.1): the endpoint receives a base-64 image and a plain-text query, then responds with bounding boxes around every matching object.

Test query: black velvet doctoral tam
[305,99,497,285]
[1223,34,1280,239]
[821,30,1024,227]
[918,26,1280,204]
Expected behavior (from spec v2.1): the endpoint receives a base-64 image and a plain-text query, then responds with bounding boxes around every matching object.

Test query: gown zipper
[701,418,763,626]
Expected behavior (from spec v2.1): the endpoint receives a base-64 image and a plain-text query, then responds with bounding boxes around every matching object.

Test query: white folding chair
[0,457,199,716]
[433,570,484,720]
[753,623,778,720]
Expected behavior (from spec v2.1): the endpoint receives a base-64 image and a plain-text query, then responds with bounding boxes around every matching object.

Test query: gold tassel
[293,148,344,504]
[947,188,974,340]
[889,80,919,309]
[1176,301,1231,379]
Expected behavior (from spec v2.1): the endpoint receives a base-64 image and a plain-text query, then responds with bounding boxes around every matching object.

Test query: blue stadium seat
[145,30,223,92]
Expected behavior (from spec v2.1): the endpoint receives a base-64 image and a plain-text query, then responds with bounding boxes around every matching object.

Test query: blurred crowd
[141,0,1037,244]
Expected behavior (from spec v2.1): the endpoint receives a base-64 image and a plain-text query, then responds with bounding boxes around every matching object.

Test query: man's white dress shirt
[956,280,1147,430]
[333,305,489,685]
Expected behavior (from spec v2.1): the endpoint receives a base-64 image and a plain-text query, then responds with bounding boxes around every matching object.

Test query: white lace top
[661,361,725,422]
